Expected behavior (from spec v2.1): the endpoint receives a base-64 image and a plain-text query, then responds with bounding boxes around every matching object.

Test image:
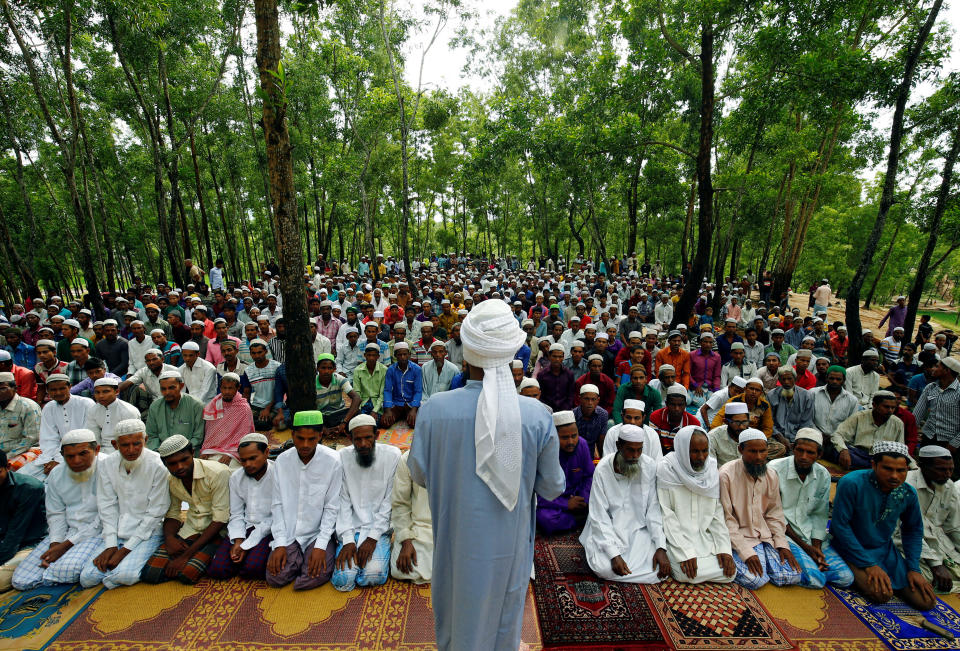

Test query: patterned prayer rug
[46,577,541,650]
[0,584,101,651]
[532,531,667,649]
[645,579,794,650]
[378,423,414,451]
[829,585,960,651]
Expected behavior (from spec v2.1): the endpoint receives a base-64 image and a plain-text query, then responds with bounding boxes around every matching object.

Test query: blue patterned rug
[0,584,102,650]
[829,585,960,650]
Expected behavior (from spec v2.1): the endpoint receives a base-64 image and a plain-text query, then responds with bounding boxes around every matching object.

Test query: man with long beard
[580,423,670,583]
[332,415,401,592]
[719,428,801,589]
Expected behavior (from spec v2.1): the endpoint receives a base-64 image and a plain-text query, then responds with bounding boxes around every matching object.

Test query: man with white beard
[580,424,670,583]
[657,425,736,584]
[12,429,107,590]
[80,419,170,589]
[601,399,662,460]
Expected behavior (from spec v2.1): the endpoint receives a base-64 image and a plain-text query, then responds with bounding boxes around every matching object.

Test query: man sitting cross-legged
[719,428,802,589]
[266,410,341,590]
[12,429,106,590]
[140,434,230,584]
[656,425,736,584]
[536,411,594,534]
[332,415,401,592]
[207,433,274,580]
[831,440,936,611]
[769,428,853,589]
[580,424,671,583]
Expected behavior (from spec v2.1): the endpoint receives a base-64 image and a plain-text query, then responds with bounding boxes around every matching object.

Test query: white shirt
[421,359,460,401]
[654,302,674,327]
[127,335,155,375]
[127,364,180,401]
[336,444,401,542]
[580,454,666,583]
[809,386,859,436]
[657,476,731,562]
[335,321,363,354]
[228,461,275,550]
[602,423,663,461]
[209,266,225,291]
[312,333,332,361]
[271,445,342,549]
[703,388,732,426]
[45,453,109,544]
[844,365,880,406]
[97,448,171,549]
[179,358,218,404]
[391,451,432,547]
[743,341,766,368]
[37,395,95,465]
[84,398,141,447]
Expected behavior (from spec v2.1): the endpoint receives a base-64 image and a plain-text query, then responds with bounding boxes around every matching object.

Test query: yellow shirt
[165,459,231,539]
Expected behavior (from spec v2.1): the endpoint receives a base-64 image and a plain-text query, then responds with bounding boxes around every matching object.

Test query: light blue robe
[410,380,565,651]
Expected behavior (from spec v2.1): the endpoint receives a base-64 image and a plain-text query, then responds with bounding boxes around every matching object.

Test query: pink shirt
[719,459,789,558]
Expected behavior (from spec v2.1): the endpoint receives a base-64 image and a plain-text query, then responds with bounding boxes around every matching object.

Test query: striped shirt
[242,360,281,409]
[316,374,353,413]
[912,378,960,448]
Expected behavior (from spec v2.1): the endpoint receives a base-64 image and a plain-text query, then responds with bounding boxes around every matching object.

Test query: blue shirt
[384,362,423,408]
[907,372,934,408]
[514,344,531,372]
[5,342,36,369]
[573,405,609,457]
[715,333,743,365]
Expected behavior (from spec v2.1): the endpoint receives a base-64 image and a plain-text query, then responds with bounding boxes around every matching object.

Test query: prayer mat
[0,584,101,651]
[829,585,960,651]
[645,579,794,650]
[532,531,667,649]
[46,576,542,649]
[817,459,847,481]
[379,422,414,451]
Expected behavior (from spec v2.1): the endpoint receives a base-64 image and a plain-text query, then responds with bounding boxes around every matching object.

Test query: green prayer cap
[317,353,335,364]
[292,410,324,427]
[827,365,846,376]
[550,304,560,310]
[346,306,359,313]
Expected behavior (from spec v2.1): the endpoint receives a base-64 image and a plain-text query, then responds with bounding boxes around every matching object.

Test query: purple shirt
[536,365,576,412]
[536,437,594,512]
[689,348,722,391]
[879,305,907,336]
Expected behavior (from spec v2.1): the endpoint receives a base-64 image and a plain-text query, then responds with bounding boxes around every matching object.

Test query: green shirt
[611,382,662,425]
[769,456,831,544]
[145,393,206,453]
[764,343,796,365]
[353,363,387,413]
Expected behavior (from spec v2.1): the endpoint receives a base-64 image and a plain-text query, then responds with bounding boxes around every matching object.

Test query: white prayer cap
[666,385,688,401]
[63,318,81,328]
[726,402,749,415]
[569,316,581,323]
[458,309,468,315]
[239,432,268,446]
[699,331,715,340]
[36,339,56,349]
[364,342,381,352]
[730,342,745,351]
[0,372,13,384]
[115,419,146,439]
[430,340,446,350]
[918,445,952,458]
[71,338,90,348]
[348,414,377,432]
[745,377,764,388]
[373,311,384,318]
[131,320,144,327]
[158,370,183,382]
[738,428,766,444]
[623,399,645,413]
[256,315,270,322]
[157,434,190,457]
[393,342,410,351]
[579,383,599,396]
[796,349,812,358]
[46,373,70,385]
[941,357,960,374]
[659,364,675,374]
[103,319,118,326]
[393,322,407,331]
[145,348,164,358]
[794,428,823,446]
[0,351,9,362]
[587,354,603,363]
[510,360,524,369]
[249,338,268,349]
[553,411,576,427]
[771,328,784,335]
[518,377,540,391]
[549,343,565,353]
[777,367,796,377]
[125,311,139,318]
[862,329,873,335]
[221,372,241,384]
[731,376,748,388]
[61,429,97,446]
[596,333,609,340]
[861,349,879,359]
[182,341,200,352]
[923,343,938,351]
[618,424,646,443]
[94,377,120,388]
[871,440,909,457]
[150,328,166,336]
[678,324,688,330]
[628,330,643,340]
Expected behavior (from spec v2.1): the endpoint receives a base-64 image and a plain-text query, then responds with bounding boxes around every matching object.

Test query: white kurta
[810,386,859,436]
[180,358,219,404]
[270,446,342,549]
[84,399,141,447]
[127,336,155,374]
[30,395,95,471]
[46,453,109,543]
[228,461,275,550]
[656,480,734,583]
[391,451,433,583]
[602,423,663,460]
[97,448,171,548]
[421,359,460,401]
[844,366,880,407]
[336,444,401,543]
[580,454,666,583]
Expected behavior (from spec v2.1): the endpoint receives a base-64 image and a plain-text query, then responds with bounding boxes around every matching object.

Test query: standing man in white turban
[657,425,735,584]
[409,298,565,650]
[580,424,670,583]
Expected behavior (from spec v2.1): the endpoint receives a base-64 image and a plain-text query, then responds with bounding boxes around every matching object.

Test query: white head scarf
[656,425,719,498]
[460,298,528,511]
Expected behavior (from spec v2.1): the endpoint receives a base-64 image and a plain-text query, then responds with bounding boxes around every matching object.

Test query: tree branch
[638,139,696,159]
[657,1,699,69]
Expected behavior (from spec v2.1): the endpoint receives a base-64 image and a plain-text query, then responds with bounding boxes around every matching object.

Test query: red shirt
[794,369,817,390]
[574,372,616,413]
[896,406,919,455]
[12,364,37,401]
[649,407,701,452]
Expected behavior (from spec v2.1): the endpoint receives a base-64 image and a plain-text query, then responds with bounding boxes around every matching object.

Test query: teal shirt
[145,393,206,454]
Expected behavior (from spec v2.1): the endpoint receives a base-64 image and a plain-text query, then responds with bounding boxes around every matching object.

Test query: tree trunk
[626,160,641,255]
[845,0,943,360]
[188,130,215,270]
[253,0,314,414]
[681,175,696,265]
[203,126,241,280]
[903,124,960,339]
[863,220,902,310]
[672,17,714,327]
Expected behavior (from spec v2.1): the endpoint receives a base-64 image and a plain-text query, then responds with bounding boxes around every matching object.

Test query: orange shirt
[654,347,692,388]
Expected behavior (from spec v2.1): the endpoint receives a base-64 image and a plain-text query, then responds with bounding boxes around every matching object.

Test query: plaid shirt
[913,378,960,448]
[34,360,69,386]
[0,394,41,456]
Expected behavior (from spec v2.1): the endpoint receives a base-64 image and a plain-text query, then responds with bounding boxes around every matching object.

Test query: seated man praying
[536,411,594,534]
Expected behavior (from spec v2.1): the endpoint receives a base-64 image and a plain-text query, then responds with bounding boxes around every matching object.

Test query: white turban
[460,297,528,510]
[656,425,718,498]
[618,424,646,443]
